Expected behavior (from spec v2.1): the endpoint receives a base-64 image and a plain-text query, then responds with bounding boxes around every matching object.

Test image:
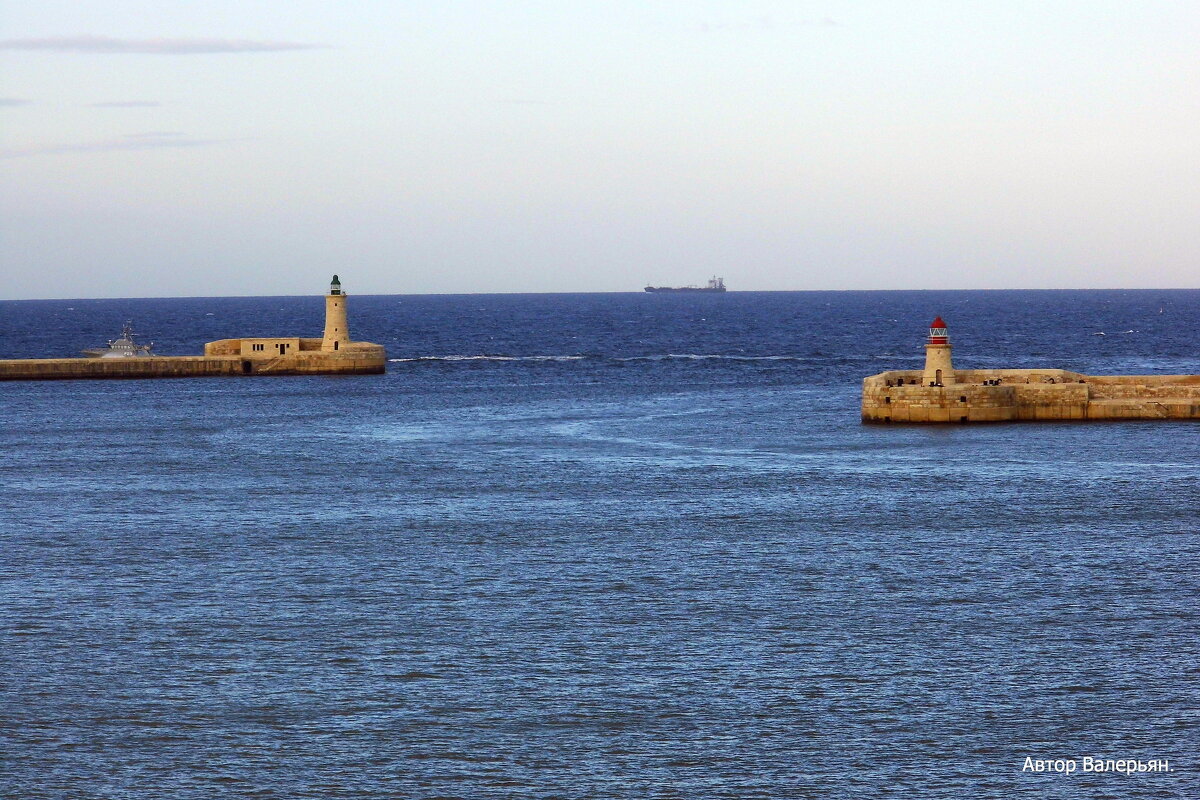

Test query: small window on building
[960,396,967,403]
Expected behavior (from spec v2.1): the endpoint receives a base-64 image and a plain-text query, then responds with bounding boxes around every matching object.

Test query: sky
[2,1,1198,299]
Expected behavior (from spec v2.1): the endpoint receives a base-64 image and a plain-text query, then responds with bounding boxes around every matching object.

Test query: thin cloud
[0,97,32,106]
[501,97,559,107]
[1,132,235,159]
[91,100,162,108]
[0,36,328,54]
[696,16,839,33]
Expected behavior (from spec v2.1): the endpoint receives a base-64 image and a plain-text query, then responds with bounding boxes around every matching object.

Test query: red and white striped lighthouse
[922,316,954,386]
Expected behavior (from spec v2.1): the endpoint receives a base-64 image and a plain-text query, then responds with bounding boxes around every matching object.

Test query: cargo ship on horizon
[644,277,727,293]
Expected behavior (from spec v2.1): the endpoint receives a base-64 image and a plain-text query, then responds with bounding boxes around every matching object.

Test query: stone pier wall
[863,369,1200,423]
[0,347,386,381]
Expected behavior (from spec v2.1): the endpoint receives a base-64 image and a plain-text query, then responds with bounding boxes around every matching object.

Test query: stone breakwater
[862,369,1200,423]
[0,345,387,381]
[0,276,386,382]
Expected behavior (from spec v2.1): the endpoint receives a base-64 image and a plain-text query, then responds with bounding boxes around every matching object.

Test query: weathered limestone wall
[258,345,387,376]
[237,337,301,357]
[1086,378,1200,400]
[862,376,1020,423]
[203,339,240,356]
[0,346,386,381]
[1087,399,1200,419]
[863,369,1200,423]
[0,356,247,381]
[204,337,325,356]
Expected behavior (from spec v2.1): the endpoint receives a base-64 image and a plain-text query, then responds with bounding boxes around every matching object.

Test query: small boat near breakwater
[81,322,154,358]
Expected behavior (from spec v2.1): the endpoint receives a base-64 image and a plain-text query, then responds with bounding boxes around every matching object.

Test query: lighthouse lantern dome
[928,316,949,344]
[330,274,342,295]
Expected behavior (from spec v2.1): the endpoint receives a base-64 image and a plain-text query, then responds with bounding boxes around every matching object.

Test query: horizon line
[3,286,1197,303]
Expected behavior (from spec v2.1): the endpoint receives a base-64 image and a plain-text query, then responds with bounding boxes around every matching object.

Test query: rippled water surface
[2,290,1199,798]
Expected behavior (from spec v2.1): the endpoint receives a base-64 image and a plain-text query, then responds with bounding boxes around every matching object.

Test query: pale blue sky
[2,1,1197,299]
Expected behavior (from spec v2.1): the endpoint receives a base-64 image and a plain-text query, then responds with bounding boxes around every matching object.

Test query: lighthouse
[922,316,954,386]
[321,274,350,352]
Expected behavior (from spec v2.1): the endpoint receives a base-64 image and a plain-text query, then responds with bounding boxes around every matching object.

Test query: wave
[616,353,828,362]
[389,355,587,363]
[387,353,883,364]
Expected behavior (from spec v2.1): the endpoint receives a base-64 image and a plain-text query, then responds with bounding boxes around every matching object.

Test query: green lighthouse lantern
[330,274,342,295]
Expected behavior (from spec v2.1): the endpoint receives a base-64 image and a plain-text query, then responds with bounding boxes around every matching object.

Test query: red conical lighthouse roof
[927,316,949,345]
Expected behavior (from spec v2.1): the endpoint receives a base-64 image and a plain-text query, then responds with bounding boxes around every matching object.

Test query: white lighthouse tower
[922,316,954,386]
[322,274,350,352]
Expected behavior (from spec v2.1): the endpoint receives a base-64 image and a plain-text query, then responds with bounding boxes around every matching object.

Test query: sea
[2,289,1198,799]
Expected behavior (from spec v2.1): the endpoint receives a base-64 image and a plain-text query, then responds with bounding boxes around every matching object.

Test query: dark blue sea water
[2,290,1198,799]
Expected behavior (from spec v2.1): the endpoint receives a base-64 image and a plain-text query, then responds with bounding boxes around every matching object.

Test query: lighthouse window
[885,397,891,404]
[333,341,339,351]
[960,396,967,403]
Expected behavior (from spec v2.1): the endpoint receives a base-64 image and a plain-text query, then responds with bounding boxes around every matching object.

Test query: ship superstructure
[644,277,727,293]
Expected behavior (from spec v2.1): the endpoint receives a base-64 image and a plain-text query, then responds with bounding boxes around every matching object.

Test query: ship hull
[643,287,727,293]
